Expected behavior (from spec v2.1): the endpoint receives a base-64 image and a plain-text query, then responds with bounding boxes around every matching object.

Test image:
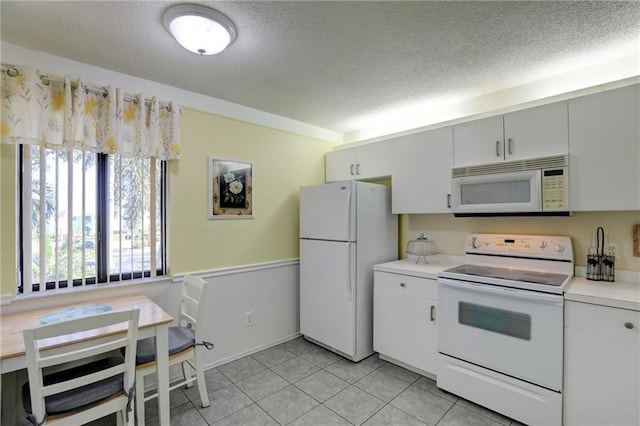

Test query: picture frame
[208,156,254,219]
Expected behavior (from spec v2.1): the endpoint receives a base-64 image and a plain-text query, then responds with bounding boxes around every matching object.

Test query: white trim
[1,275,172,307]
[145,333,302,393]
[0,293,14,306]
[1,42,343,144]
[206,333,301,370]
[172,258,300,282]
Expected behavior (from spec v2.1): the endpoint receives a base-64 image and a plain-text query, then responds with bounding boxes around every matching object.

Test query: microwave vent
[452,155,568,178]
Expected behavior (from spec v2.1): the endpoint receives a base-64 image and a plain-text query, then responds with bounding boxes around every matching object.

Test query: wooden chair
[21,308,140,426]
[134,275,212,425]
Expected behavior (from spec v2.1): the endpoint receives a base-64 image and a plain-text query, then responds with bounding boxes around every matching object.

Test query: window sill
[2,275,173,307]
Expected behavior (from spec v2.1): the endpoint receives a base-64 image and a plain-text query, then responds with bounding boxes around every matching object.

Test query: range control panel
[465,233,573,262]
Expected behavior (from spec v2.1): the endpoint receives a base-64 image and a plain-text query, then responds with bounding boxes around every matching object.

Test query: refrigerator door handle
[348,245,355,301]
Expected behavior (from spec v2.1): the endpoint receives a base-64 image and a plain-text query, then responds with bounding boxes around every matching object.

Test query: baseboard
[143,333,302,393]
[379,353,436,380]
[205,332,302,369]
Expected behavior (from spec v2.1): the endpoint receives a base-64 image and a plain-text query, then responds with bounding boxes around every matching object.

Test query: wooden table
[1,294,173,425]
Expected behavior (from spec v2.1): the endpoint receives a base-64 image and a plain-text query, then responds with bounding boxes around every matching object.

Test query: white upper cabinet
[325,148,356,182]
[453,115,504,167]
[325,141,394,182]
[392,127,453,214]
[503,101,569,161]
[453,102,569,167]
[568,84,640,211]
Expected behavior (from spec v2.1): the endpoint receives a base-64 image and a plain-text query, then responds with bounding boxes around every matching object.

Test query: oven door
[438,278,563,391]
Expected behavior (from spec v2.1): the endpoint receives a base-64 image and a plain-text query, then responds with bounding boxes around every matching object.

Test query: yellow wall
[0,144,16,296]
[163,108,335,273]
[2,107,638,295]
[0,109,336,295]
[403,212,640,271]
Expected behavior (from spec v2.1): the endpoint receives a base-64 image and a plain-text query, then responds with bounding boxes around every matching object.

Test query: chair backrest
[179,275,209,342]
[23,308,140,423]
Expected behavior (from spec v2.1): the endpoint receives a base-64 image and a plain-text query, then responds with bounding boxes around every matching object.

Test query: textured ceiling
[1,1,639,135]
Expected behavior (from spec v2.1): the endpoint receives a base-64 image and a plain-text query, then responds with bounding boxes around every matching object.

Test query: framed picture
[208,156,254,219]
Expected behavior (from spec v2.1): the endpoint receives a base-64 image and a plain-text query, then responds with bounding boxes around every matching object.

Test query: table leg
[155,323,170,425]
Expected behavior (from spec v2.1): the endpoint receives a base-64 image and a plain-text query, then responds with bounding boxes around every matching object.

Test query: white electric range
[437,233,574,426]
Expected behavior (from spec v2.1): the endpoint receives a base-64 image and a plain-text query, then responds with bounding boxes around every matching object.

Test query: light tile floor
[89,337,525,426]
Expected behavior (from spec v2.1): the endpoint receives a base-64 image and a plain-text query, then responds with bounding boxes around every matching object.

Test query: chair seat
[22,356,124,416]
[135,326,195,365]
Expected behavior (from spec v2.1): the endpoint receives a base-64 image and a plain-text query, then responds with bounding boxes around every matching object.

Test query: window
[19,145,166,293]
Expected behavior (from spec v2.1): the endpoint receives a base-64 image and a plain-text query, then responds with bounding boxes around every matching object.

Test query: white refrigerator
[299,180,397,362]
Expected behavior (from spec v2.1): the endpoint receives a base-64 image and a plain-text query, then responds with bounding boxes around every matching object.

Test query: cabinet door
[504,101,568,161]
[569,84,640,211]
[355,140,394,180]
[325,148,356,182]
[453,115,504,167]
[564,301,640,426]
[392,127,453,213]
[373,272,437,374]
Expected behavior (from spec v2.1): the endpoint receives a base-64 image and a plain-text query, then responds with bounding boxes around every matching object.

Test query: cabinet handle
[350,164,355,176]
[496,141,501,157]
[430,305,436,322]
[356,163,360,175]
[508,138,513,155]
[625,322,634,329]
[447,193,451,208]
[400,282,406,288]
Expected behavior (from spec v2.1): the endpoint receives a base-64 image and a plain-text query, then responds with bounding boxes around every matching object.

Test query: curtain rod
[1,64,177,111]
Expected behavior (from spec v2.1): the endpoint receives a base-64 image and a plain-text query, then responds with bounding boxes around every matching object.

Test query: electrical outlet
[245,311,254,327]
[607,243,619,259]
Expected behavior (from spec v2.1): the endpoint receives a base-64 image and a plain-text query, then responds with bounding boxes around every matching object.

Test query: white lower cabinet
[373,271,437,376]
[564,300,640,426]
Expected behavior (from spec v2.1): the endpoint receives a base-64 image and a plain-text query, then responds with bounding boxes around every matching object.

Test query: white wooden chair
[21,308,140,426]
[134,275,212,425]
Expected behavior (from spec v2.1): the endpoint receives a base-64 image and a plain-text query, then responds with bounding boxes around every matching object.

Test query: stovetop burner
[443,264,569,286]
[437,234,575,294]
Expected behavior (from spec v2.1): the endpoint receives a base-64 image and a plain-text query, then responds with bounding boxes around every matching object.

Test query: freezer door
[300,239,356,356]
[300,181,355,242]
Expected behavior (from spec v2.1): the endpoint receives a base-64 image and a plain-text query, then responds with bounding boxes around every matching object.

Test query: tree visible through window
[19,146,166,293]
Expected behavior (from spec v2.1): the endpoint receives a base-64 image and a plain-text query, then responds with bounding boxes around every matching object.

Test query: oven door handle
[438,278,564,305]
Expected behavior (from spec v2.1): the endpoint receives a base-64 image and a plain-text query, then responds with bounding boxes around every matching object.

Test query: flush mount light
[163,4,236,55]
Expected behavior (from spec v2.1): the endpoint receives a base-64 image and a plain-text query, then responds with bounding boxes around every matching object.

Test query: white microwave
[450,155,569,216]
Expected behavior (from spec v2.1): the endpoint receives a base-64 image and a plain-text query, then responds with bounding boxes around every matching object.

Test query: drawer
[374,271,437,299]
[565,300,640,340]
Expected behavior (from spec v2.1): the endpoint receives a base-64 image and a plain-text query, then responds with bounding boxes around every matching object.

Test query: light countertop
[377,258,640,311]
[565,276,640,311]
[374,258,461,280]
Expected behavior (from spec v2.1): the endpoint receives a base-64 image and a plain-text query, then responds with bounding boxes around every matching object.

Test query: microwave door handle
[438,278,563,305]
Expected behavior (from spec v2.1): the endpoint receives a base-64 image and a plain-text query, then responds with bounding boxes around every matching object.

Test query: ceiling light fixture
[163,4,237,55]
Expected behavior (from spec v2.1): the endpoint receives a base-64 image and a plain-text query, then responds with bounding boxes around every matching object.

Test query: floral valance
[1,64,180,160]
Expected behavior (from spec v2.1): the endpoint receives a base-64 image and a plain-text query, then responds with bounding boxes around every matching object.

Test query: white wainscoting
[2,259,300,370]
[175,259,301,369]
[1,259,301,417]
